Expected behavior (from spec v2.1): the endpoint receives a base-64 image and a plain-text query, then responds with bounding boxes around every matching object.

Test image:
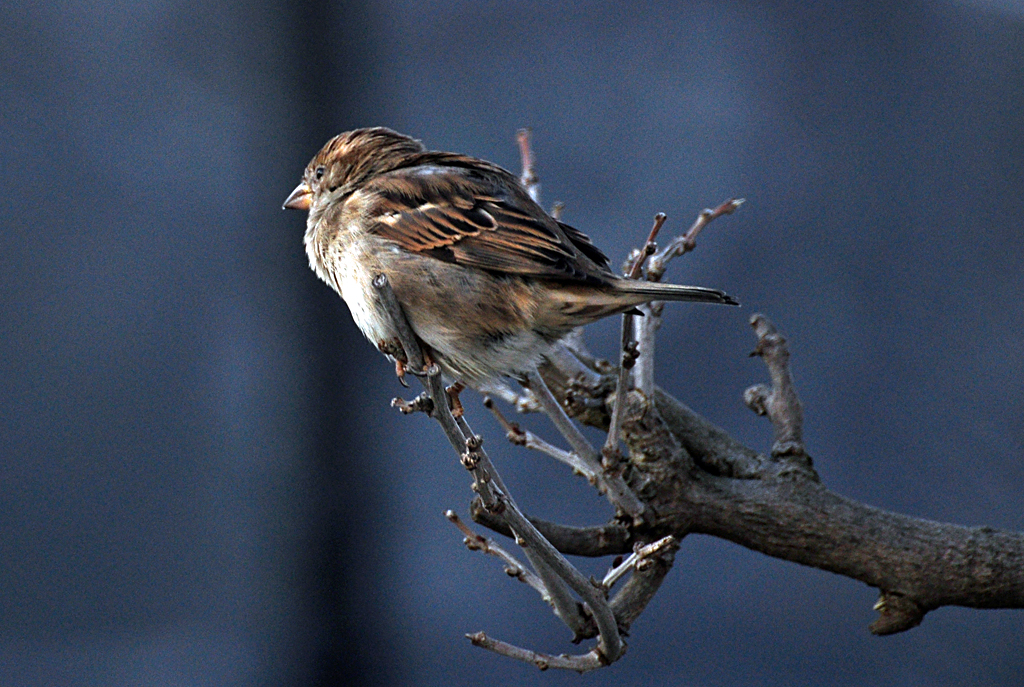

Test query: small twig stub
[744,314,815,475]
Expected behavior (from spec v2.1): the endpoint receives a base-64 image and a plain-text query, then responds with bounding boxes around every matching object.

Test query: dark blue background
[2,1,1022,684]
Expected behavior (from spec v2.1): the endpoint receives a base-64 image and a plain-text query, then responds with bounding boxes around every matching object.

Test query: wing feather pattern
[361,165,612,283]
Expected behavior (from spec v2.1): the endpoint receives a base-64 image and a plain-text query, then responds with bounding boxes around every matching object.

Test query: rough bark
[531,326,1024,638]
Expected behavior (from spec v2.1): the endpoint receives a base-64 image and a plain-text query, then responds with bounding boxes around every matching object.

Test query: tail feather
[549,279,737,327]
[612,279,739,306]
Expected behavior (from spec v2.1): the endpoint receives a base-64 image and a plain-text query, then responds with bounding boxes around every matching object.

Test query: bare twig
[743,313,815,474]
[522,372,604,468]
[459,422,596,639]
[523,549,593,640]
[371,273,425,374]
[445,510,546,596]
[484,398,598,482]
[467,632,608,673]
[605,214,668,465]
[446,510,591,638]
[625,213,667,280]
[423,365,494,481]
[517,128,540,202]
[427,364,599,644]
[635,202,741,396]
[498,502,623,662]
[470,500,633,557]
[601,535,678,590]
[646,198,744,282]
[632,301,662,398]
[523,369,645,521]
[391,392,433,415]
[608,534,680,629]
[601,317,636,472]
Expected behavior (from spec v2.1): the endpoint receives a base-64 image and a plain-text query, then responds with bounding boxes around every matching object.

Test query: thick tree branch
[602,316,1024,635]
[693,478,1024,626]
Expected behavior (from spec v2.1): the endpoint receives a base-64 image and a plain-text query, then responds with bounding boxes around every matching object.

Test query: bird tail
[546,279,737,327]
[611,279,739,306]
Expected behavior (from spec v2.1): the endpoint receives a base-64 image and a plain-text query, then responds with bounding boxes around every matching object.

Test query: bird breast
[311,226,562,384]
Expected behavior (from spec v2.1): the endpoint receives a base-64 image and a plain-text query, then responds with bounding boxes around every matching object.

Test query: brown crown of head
[284,127,426,211]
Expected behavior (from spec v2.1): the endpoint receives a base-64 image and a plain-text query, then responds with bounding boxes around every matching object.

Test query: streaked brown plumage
[284,127,736,390]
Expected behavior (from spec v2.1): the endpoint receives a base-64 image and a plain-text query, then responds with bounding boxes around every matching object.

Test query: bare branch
[484,397,598,482]
[366,134,1024,672]
[523,369,645,521]
[450,497,595,639]
[391,392,433,415]
[685,476,1024,629]
[371,273,425,374]
[632,301,662,398]
[521,548,594,640]
[470,500,632,557]
[498,501,623,662]
[374,273,627,666]
[601,535,678,589]
[628,200,743,402]
[653,388,767,478]
[466,632,608,673]
[608,535,680,629]
[646,198,744,282]
[743,313,815,474]
[517,128,540,202]
[445,510,546,597]
[604,214,668,468]
[438,378,613,650]
[602,315,637,471]
[613,375,1024,633]
[624,213,667,280]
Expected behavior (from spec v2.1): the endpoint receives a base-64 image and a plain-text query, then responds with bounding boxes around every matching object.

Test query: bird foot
[394,359,410,387]
[446,381,466,418]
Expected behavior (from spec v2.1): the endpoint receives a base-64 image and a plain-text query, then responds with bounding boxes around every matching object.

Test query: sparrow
[283,127,737,391]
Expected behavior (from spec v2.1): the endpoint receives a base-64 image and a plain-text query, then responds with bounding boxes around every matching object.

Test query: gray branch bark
[530,316,1024,637]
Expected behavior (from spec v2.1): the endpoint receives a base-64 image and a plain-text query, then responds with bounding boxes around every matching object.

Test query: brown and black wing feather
[358,160,613,284]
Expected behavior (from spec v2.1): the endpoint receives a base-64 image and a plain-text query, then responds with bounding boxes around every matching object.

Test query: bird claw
[395,359,410,387]
[446,381,466,418]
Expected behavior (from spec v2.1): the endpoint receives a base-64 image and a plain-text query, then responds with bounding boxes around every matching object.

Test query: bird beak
[282,182,312,211]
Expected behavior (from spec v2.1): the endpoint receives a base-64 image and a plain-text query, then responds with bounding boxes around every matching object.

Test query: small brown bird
[283,128,736,391]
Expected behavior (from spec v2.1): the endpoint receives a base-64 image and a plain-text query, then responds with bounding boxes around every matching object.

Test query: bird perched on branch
[283,127,736,390]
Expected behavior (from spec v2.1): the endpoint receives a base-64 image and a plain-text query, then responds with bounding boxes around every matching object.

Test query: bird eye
[315,166,325,181]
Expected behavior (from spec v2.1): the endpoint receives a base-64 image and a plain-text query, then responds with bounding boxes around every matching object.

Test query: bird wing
[358,164,612,283]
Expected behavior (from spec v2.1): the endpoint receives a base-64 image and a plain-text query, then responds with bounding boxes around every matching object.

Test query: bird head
[282,127,426,215]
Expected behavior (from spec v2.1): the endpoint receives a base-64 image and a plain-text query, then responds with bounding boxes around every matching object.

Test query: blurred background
[2,0,1022,685]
